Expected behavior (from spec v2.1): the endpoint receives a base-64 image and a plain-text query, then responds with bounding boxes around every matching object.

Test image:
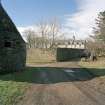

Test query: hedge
[56,48,85,61]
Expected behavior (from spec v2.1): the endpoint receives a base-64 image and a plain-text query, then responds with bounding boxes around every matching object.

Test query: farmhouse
[56,39,86,49]
[0,3,26,73]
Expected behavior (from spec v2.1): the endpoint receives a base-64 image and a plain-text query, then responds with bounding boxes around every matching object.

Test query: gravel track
[17,63,105,105]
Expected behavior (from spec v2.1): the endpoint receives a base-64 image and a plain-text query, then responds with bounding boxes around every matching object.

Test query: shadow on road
[0,66,105,84]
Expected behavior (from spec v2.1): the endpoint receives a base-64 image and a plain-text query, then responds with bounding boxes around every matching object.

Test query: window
[4,41,11,48]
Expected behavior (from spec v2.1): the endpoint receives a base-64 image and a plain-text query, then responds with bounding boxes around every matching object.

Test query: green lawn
[0,67,65,84]
[0,80,27,105]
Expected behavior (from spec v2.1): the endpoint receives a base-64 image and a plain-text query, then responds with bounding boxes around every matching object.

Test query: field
[78,59,105,76]
[0,49,105,105]
[27,48,56,65]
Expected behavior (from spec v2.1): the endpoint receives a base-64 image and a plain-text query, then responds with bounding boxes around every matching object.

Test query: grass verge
[78,60,105,76]
[0,80,27,105]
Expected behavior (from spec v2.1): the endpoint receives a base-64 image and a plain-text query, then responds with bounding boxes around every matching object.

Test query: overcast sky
[2,0,105,39]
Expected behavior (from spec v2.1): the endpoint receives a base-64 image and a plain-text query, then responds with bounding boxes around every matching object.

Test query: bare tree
[38,21,49,49]
[23,18,64,50]
[49,19,61,48]
[23,30,33,48]
[24,32,42,48]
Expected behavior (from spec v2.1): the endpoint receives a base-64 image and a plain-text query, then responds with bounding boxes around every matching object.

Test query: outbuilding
[0,3,26,73]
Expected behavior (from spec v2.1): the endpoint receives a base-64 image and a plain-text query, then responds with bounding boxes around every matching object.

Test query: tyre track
[74,82,105,105]
[17,65,105,105]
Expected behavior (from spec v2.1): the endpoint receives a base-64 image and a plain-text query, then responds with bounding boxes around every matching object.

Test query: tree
[90,11,105,57]
[23,19,64,50]
[23,30,36,48]
[94,11,105,42]
[49,19,61,48]
[37,19,63,49]
[38,21,49,49]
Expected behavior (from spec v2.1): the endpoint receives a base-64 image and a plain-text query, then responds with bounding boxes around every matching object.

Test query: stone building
[0,3,26,73]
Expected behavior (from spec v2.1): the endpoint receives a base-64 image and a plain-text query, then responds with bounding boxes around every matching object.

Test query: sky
[2,0,105,39]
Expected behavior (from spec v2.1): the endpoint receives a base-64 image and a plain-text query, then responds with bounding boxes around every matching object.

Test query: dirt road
[17,66,105,105]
